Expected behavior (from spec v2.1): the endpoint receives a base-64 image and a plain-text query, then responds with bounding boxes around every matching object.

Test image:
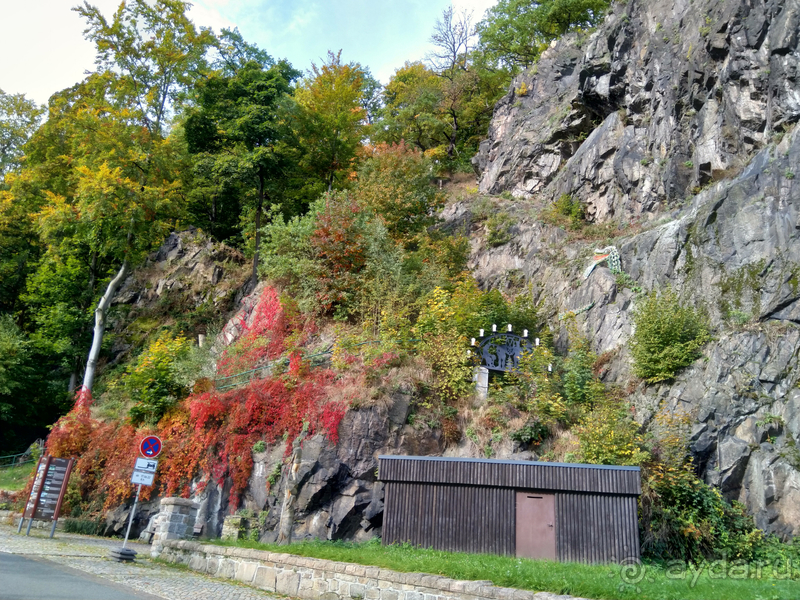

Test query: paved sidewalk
[0,522,283,600]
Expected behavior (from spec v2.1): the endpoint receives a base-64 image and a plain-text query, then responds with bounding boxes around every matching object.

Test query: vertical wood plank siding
[384,482,516,555]
[380,456,641,563]
[555,493,640,563]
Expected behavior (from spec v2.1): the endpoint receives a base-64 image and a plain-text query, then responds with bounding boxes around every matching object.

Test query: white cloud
[0,0,238,107]
[187,1,236,34]
[0,0,121,105]
[452,0,497,20]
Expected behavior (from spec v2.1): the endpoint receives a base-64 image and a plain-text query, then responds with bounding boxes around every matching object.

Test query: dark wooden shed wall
[380,457,641,563]
[555,492,640,563]
[383,482,515,555]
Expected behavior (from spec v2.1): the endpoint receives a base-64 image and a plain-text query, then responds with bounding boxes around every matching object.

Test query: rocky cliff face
[110,0,800,544]
[467,0,800,538]
[474,0,800,224]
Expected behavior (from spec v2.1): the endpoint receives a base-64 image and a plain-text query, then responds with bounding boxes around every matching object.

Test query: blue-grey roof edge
[378,454,640,471]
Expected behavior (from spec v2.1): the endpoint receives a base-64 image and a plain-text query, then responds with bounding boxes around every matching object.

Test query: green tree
[630,288,710,383]
[378,62,446,153]
[0,314,68,452]
[183,32,299,283]
[476,0,610,72]
[0,89,44,185]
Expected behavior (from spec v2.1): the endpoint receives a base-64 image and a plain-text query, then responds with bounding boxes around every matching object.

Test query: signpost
[18,456,74,538]
[139,436,162,458]
[110,437,162,562]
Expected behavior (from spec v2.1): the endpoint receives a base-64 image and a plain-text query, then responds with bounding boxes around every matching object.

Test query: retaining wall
[155,540,580,600]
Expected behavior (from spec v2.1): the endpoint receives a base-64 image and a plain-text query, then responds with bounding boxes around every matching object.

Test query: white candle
[523,329,528,337]
[507,324,512,332]
[479,329,484,337]
[492,324,497,332]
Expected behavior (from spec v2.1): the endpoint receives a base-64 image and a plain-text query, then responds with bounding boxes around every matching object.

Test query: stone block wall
[150,498,199,556]
[155,540,580,600]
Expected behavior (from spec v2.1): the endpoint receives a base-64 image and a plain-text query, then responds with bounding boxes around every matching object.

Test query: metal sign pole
[122,483,141,550]
[110,438,160,562]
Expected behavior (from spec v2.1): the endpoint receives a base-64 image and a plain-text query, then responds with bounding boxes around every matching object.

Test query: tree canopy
[0,0,606,452]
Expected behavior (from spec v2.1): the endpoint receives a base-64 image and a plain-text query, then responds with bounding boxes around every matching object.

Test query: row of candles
[470,324,537,346]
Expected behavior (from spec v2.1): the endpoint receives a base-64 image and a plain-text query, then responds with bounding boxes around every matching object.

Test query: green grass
[0,462,34,491]
[209,538,800,600]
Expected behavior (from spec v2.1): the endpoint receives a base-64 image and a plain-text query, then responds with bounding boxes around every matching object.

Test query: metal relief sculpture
[472,326,533,372]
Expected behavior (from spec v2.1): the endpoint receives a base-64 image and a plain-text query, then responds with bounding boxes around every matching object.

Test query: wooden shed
[379,455,641,563]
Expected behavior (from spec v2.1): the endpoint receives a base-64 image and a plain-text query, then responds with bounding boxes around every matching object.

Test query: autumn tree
[8,1,213,395]
[75,0,215,136]
[13,74,186,393]
[376,11,504,169]
[289,51,370,196]
[356,142,444,244]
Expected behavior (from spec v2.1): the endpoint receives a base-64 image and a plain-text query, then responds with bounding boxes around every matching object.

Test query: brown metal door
[516,491,556,560]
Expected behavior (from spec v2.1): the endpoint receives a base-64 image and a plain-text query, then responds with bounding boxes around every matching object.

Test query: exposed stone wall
[155,540,581,600]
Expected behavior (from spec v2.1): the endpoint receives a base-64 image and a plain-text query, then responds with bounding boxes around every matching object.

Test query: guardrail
[0,452,34,470]
[0,439,43,469]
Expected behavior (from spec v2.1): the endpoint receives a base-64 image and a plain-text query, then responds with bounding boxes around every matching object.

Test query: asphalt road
[0,552,163,600]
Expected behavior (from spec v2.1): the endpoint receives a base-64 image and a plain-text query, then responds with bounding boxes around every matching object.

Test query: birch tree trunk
[81,260,129,393]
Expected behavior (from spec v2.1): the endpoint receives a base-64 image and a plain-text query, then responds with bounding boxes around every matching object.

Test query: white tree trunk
[81,260,129,393]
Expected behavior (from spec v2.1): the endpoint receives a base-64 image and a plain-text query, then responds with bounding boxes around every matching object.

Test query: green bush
[120,333,191,425]
[510,421,548,445]
[630,288,709,383]
[485,212,514,247]
[62,517,104,536]
[552,194,585,228]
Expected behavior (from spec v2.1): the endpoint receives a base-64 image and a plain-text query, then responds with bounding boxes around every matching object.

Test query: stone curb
[156,540,582,600]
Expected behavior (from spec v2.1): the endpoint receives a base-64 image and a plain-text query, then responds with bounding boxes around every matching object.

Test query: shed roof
[379,455,641,495]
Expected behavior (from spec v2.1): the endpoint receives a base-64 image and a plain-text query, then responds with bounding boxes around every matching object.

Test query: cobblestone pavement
[0,522,283,600]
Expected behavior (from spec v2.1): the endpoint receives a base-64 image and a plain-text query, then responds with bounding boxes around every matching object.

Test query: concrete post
[474,366,489,400]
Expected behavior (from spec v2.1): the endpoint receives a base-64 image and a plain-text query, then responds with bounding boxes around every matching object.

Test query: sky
[0,0,497,107]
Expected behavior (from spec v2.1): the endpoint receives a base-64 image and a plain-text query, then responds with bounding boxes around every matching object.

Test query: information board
[20,455,74,538]
[23,457,49,519]
[32,458,72,520]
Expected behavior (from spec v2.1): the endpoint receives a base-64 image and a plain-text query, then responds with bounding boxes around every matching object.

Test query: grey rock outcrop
[190,381,443,542]
[474,0,800,224]
[463,0,800,538]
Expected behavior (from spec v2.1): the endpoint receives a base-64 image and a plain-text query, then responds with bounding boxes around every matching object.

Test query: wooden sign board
[20,456,74,537]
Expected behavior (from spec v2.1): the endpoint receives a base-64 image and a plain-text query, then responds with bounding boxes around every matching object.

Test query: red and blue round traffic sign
[139,435,162,458]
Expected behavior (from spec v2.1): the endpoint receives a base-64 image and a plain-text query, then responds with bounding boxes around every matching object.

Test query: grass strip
[0,462,34,492]
[208,538,800,600]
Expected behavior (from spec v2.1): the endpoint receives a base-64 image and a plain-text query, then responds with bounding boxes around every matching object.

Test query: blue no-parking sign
[139,435,162,458]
